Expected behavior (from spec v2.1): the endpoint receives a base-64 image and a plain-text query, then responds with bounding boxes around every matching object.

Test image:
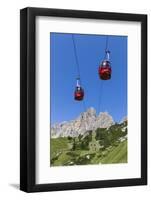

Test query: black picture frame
[20,7,147,192]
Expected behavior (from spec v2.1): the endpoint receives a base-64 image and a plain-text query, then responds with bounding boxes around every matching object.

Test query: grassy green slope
[50,138,68,154]
[101,140,127,164]
[51,137,68,151]
[50,138,127,166]
[50,121,128,166]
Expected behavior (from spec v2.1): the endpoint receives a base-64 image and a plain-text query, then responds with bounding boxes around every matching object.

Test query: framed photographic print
[20,7,147,192]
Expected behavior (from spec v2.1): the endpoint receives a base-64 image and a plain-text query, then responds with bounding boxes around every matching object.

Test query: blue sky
[50,33,127,124]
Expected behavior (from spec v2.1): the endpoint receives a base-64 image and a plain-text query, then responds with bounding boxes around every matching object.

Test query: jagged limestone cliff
[51,107,114,138]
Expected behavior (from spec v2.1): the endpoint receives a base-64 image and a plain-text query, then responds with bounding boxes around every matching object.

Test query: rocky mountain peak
[87,107,96,116]
[96,111,114,129]
[51,107,115,138]
[78,107,96,120]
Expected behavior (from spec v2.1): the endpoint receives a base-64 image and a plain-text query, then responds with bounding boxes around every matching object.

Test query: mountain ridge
[51,107,126,138]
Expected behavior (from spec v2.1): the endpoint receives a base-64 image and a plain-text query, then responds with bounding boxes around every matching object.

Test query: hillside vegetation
[50,121,127,166]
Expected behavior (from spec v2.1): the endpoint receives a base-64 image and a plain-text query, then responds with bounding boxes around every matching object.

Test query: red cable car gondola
[74,78,84,101]
[98,51,112,80]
